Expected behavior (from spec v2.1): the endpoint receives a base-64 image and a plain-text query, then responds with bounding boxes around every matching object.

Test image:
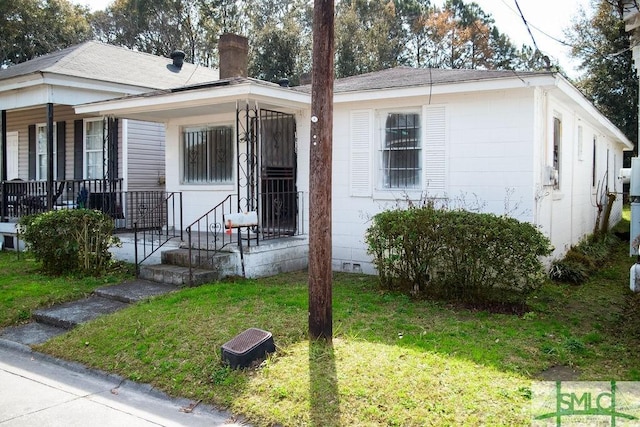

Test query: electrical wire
[513,0,541,53]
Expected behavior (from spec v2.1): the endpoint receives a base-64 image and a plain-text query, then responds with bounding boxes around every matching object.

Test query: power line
[499,0,572,48]
[513,0,540,52]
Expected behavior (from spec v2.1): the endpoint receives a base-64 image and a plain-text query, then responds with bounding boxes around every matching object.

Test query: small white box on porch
[224,211,258,228]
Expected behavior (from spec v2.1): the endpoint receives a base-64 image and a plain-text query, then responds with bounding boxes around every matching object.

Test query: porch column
[1,110,6,181]
[46,103,54,209]
[1,110,6,220]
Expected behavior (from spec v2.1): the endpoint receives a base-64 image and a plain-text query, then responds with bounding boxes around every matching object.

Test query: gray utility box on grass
[221,328,275,369]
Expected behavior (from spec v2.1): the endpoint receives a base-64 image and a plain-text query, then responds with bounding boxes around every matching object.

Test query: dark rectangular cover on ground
[221,328,276,369]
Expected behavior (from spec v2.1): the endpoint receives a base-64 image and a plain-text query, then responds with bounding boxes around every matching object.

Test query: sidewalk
[0,340,245,426]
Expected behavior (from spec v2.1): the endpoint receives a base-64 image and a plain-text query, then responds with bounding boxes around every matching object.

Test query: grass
[3,220,639,425]
[0,252,132,327]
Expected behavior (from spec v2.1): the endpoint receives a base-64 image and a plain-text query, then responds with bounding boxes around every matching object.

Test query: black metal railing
[0,179,124,218]
[0,179,172,232]
[185,191,305,285]
[186,194,241,284]
[133,192,183,274]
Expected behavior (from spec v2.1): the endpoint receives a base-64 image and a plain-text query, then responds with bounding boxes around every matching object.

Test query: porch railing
[0,179,170,231]
[133,192,183,274]
[185,190,304,285]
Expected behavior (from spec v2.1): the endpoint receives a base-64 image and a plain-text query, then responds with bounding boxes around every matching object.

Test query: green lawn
[2,232,639,425]
[0,252,131,327]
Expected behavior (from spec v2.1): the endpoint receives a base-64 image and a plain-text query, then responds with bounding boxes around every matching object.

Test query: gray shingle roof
[0,41,219,90]
[294,66,552,93]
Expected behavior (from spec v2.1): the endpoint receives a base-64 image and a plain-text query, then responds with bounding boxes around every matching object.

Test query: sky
[71,0,593,78]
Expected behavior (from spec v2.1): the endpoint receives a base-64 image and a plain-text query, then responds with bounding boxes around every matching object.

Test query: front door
[260,110,297,236]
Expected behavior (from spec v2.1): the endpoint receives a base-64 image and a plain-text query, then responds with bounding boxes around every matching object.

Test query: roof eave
[333,74,556,103]
[552,74,634,150]
[74,81,311,118]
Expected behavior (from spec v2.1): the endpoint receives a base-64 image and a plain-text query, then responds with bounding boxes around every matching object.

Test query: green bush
[18,209,120,276]
[548,259,589,285]
[365,206,553,304]
[549,234,620,284]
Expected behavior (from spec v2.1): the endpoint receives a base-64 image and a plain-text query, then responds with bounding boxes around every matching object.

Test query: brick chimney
[218,34,249,79]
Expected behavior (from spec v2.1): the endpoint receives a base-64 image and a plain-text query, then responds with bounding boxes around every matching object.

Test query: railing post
[187,225,192,286]
[134,221,139,278]
[1,181,6,221]
[179,192,183,242]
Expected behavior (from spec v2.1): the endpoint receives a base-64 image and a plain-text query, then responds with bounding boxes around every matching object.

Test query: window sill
[373,189,423,202]
[179,183,235,192]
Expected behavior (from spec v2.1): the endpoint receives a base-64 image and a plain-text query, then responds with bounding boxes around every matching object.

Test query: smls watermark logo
[531,381,640,426]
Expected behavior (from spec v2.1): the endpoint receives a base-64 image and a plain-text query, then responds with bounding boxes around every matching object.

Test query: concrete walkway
[0,279,250,426]
[0,341,244,426]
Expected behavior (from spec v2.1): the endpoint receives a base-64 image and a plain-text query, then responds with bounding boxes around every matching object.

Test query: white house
[76,60,632,275]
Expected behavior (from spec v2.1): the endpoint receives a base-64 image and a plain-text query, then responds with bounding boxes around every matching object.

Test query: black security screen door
[260,110,297,236]
[236,105,297,238]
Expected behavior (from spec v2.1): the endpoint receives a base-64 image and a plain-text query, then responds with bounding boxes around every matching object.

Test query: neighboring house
[76,42,632,275]
[0,40,219,247]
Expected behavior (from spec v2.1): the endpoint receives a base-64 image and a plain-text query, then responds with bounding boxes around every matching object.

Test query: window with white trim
[85,118,106,179]
[379,112,421,189]
[36,123,56,180]
[182,125,234,184]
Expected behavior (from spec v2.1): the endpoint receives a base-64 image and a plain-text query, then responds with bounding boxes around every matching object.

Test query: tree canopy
[0,0,92,67]
[566,0,638,151]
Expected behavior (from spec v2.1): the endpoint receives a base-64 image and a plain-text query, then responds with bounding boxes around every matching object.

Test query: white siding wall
[535,92,626,258]
[126,119,165,191]
[325,89,539,273]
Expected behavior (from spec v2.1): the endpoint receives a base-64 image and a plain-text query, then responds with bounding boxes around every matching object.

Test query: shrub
[366,205,553,304]
[550,234,620,284]
[18,209,120,276]
[548,259,589,285]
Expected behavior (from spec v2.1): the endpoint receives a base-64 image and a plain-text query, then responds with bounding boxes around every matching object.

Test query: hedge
[365,206,553,304]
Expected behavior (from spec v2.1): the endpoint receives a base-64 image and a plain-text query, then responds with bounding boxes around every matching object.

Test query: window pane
[36,124,57,180]
[382,113,421,189]
[85,120,106,179]
[86,151,104,179]
[183,126,233,184]
[38,155,47,180]
[86,121,103,150]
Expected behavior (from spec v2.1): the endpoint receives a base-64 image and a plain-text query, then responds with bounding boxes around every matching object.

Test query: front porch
[0,178,169,250]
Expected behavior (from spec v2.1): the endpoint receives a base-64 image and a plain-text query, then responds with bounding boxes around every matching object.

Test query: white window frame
[181,123,235,185]
[36,123,56,181]
[84,118,107,180]
[376,109,422,191]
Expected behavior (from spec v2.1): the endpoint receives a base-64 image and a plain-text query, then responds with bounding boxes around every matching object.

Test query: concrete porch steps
[138,264,222,286]
[137,249,236,286]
